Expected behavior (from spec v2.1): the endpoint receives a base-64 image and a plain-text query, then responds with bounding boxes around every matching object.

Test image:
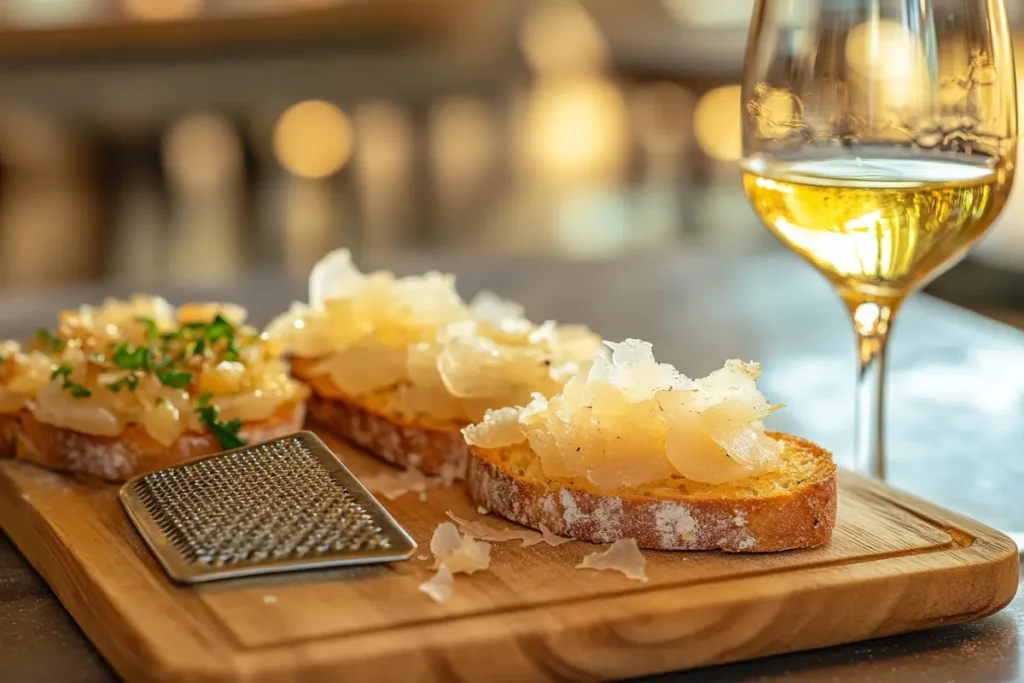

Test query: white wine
[742,156,1014,303]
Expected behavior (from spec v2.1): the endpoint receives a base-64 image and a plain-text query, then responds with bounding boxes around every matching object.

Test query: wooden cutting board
[0,430,1017,683]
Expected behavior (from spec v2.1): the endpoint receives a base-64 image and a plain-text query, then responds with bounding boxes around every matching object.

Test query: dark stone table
[0,250,1020,682]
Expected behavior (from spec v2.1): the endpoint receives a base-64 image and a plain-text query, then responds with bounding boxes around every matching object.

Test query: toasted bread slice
[0,413,17,458]
[466,432,836,552]
[292,358,467,476]
[13,401,305,481]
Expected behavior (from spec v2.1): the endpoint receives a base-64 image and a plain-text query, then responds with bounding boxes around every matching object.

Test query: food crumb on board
[576,539,648,581]
[418,522,492,603]
[446,510,543,546]
[360,467,442,501]
[419,565,453,604]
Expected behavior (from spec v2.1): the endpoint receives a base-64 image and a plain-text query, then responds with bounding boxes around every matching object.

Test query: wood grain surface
[0,427,1017,683]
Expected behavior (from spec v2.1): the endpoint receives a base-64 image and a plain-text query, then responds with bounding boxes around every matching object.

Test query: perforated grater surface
[119,431,416,583]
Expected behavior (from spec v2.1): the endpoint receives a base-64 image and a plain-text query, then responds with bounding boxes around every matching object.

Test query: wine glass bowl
[740,0,1017,477]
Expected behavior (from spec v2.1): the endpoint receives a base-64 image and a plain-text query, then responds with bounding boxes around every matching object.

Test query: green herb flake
[210,419,245,450]
[67,383,92,399]
[136,317,159,344]
[222,341,240,362]
[205,315,235,343]
[195,395,246,450]
[156,369,193,389]
[112,343,152,371]
[35,328,64,351]
[51,364,73,380]
[105,374,140,394]
[104,374,139,395]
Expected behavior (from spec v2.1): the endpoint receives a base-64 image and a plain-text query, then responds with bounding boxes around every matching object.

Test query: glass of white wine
[741,0,1017,479]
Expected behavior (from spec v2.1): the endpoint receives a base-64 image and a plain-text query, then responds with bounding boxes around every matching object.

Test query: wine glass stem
[849,300,897,480]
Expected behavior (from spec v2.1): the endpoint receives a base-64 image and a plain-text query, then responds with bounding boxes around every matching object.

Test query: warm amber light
[163,113,242,190]
[630,81,695,155]
[122,0,203,20]
[431,96,496,188]
[845,20,924,81]
[352,100,413,182]
[845,20,927,112]
[662,0,754,27]
[522,77,627,182]
[520,0,608,76]
[273,100,354,179]
[694,85,742,161]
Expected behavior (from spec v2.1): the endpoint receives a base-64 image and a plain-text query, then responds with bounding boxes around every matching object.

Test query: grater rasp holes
[120,432,416,583]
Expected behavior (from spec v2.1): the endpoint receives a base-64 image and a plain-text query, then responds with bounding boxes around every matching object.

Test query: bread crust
[304,392,467,476]
[14,401,306,482]
[466,433,837,552]
[292,358,467,476]
[0,413,18,459]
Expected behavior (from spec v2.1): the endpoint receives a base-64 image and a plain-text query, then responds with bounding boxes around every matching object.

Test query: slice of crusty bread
[13,401,305,482]
[466,432,837,552]
[292,358,467,476]
[0,414,17,459]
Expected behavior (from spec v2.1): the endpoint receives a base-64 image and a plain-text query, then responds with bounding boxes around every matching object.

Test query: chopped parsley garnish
[196,393,246,450]
[51,364,73,380]
[223,341,240,362]
[113,343,152,371]
[105,375,139,393]
[35,328,64,351]
[205,315,235,343]
[31,311,261,423]
[156,369,192,389]
[51,363,91,398]
[136,316,159,344]
[67,383,92,398]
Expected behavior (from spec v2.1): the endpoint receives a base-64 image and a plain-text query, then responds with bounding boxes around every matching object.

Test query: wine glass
[741,0,1017,480]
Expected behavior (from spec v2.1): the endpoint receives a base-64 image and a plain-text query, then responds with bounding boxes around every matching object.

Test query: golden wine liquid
[742,156,1014,303]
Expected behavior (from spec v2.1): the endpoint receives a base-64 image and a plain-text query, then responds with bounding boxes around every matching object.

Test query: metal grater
[119,431,416,584]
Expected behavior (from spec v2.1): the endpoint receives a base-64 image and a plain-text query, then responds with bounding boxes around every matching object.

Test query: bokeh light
[662,0,754,27]
[162,113,243,191]
[845,20,927,111]
[845,20,925,82]
[122,0,203,21]
[351,100,414,250]
[520,0,608,76]
[694,85,742,161]
[430,96,497,201]
[352,100,413,184]
[630,81,696,156]
[273,100,354,179]
[1,0,97,27]
[522,77,628,183]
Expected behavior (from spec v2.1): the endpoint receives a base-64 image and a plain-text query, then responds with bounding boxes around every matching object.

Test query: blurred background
[1,0,1024,321]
